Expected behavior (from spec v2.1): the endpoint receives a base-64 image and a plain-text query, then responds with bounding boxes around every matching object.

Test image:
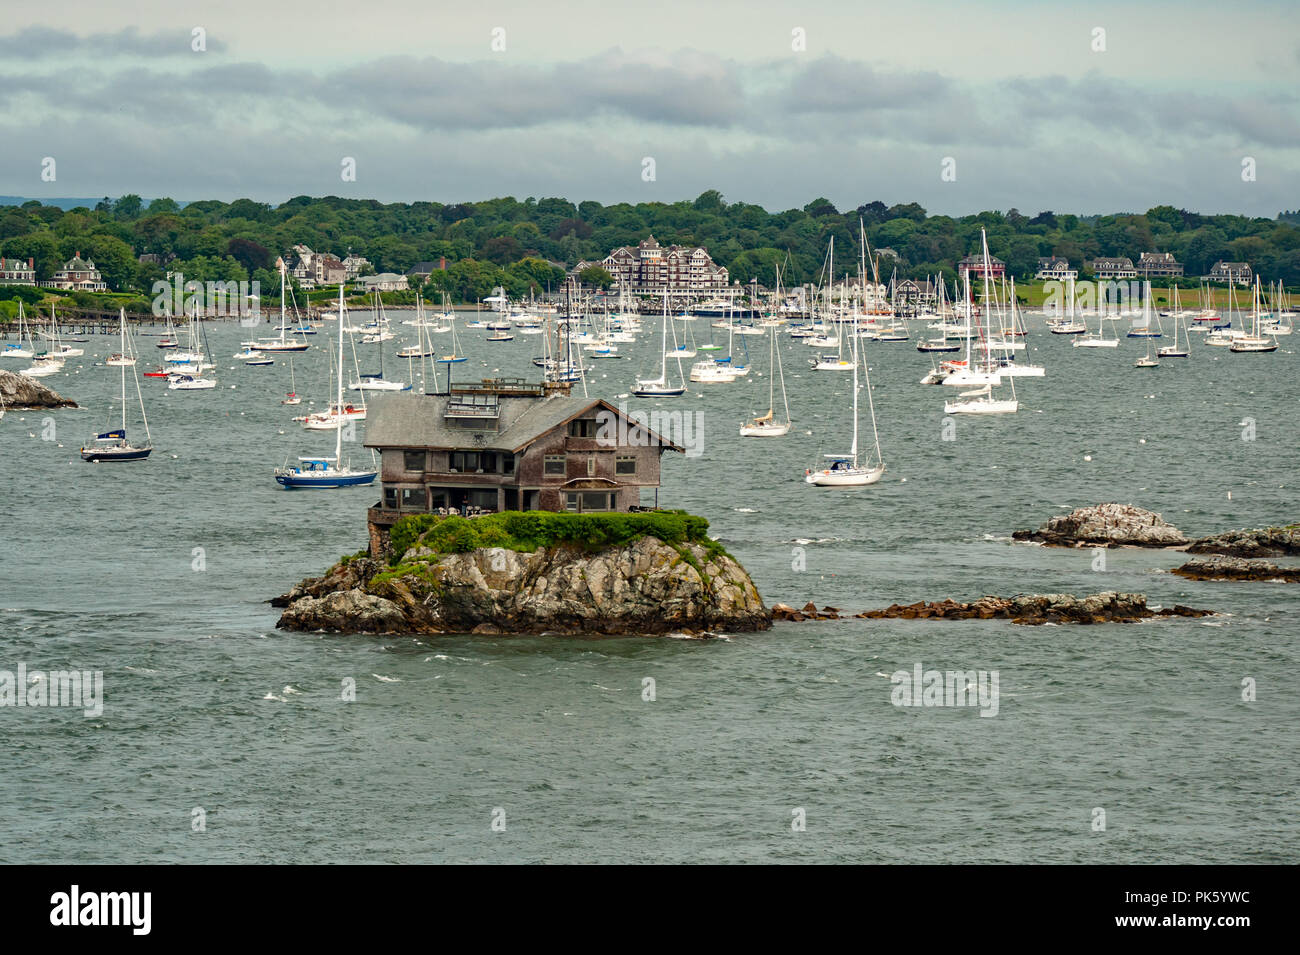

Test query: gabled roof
[364,393,684,453]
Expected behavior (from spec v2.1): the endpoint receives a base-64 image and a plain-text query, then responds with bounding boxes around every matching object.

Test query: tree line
[1,192,1296,307]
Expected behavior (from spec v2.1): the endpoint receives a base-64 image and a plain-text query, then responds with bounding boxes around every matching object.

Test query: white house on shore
[355,272,410,292]
[42,252,107,291]
[0,256,36,286]
[1089,257,1137,280]
[1203,261,1252,286]
[1035,256,1077,281]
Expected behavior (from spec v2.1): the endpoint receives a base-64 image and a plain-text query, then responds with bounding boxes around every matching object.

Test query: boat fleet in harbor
[2,226,1291,490]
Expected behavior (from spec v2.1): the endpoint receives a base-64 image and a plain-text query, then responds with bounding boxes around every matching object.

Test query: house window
[450,451,481,472]
[616,455,636,475]
[544,454,566,476]
[502,453,515,475]
[568,418,598,438]
[565,492,580,511]
[384,487,398,509]
[404,450,425,472]
[401,486,426,510]
[587,456,596,477]
[582,492,611,511]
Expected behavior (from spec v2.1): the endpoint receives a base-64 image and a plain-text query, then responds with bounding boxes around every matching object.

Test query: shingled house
[363,379,684,554]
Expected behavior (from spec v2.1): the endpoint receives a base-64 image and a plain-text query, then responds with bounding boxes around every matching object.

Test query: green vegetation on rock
[386,510,724,567]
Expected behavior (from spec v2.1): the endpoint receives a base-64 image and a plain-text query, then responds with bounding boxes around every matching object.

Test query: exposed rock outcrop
[1186,525,1300,558]
[1172,555,1300,583]
[774,592,1213,626]
[1012,503,1187,548]
[275,537,771,636]
[0,368,77,410]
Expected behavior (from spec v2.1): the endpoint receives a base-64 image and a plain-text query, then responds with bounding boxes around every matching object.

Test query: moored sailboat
[276,286,379,488]
[81,309,153,461]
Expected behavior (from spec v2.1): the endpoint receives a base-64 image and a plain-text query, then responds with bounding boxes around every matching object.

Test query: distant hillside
[0,196,188,211]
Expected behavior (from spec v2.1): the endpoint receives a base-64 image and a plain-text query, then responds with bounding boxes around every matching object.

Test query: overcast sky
[1,0,1296,216]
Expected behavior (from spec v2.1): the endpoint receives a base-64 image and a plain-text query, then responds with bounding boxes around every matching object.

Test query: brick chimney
[439,256,446,270]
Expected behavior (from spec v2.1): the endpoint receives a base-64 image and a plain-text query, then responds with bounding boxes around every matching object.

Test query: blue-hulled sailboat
[275,285,378,489]
[81,309,153,462]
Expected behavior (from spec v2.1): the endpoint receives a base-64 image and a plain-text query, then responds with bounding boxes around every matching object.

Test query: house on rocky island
[363,379,684,555]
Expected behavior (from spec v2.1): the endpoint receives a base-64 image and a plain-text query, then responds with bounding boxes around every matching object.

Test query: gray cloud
[0,26,227,58]
[0,45,1296,216]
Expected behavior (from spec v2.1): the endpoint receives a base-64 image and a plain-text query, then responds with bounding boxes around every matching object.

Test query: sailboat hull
[276,470,377,488]
[740,422,791,437]
[80,445,152,462]
[944,398,1019,415]
[804,465,884,486]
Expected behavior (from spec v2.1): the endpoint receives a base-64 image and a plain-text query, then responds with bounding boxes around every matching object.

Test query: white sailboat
[2,302,37,359]
[1157,287,1190,357]
[168,305,217,388]
[44,306,83,357]
[282,357,302,404]
[1048,275,1087,334]
[105,307,138,366]
[1072,289,1119,348]
[992,278,1045,377]
[1230,275,1279,353]
[805,332,884,485]
[944,229,1019,414]
[250,263,311,352]
[741,301,792,437]
[632,292,687,397]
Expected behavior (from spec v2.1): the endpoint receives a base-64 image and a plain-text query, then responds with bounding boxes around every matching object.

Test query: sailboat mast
[120,309,127,432]
[850,328,860,464]
[336,285,345,463]
[279,262,287,345]
[660,290,668,380]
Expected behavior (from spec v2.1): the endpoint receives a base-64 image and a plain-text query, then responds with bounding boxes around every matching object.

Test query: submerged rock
[1171,555,1300,583]
[775,592,1212,625]
[1186,525,1300,558]
[0,369,78,410]
[275,537,770,637]
[1012,503,1187,548]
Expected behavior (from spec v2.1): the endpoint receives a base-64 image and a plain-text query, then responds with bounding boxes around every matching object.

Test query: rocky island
[1172,555,1300,583]
[0,369,78,410]
[1012,503,1187,548]
[275,511,771,637]
[1185,524,1300,558]
[774,592,1213,625]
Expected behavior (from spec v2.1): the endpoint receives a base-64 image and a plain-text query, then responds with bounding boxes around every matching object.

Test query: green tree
[577,265,614,289]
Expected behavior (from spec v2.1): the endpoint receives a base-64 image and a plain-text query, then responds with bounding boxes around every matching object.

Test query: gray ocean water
[2,311,1297,863]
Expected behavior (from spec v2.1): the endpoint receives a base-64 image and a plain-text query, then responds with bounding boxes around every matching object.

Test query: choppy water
[1,312,1297,863]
